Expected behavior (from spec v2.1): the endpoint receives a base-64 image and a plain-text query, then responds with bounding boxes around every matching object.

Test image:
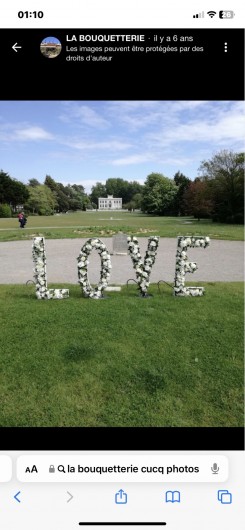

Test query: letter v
[127,236,159,296]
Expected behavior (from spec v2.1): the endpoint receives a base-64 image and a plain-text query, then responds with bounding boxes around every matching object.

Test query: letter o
[77,238,112,299]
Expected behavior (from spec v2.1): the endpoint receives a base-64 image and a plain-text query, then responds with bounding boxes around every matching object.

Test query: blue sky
[41,37,61,44]
[0,101,244,193]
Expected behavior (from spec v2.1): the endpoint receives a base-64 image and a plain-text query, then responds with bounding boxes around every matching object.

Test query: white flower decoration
[174,236,210,297]
[127,236,159,296]
[77,238,111,299]
[32,237,69,300]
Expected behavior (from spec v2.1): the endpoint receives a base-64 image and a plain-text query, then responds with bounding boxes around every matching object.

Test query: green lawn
[0,282,243,427]
[0,212,243,241]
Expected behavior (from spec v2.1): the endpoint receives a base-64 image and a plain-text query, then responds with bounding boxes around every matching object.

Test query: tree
[124,192,143,211]
[173,171,191,215]
[199,150,244,223]
[28,178,41,187]
[105,178,144,204]
[106,178,127,201]
[183,179,214,221]
[64,184,88,210]
[45,175,91,212]
[141,173,177,215]
[25,185,57,215]
[132,192,143,209]
[90,179,144,207]
[9,180,29,209]
[44,175,58,191]
[56,190,70,212]
[127,181,144,203]
[90,182,107,207]
[44,176,70,212]
[0,170,29,209]
[70,184,85,194]
[174,171,189,187]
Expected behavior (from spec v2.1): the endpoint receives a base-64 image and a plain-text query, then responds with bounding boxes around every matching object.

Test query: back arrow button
[12,43,22,52]
[14,491,21,503]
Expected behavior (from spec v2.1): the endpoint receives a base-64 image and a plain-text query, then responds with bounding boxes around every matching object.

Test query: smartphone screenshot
[0,1,244,528]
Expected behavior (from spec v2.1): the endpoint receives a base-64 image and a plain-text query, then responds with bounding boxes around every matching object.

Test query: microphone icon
[211,463,219,474]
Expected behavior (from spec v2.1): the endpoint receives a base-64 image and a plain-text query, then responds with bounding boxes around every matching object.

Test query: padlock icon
[49,465,55,473]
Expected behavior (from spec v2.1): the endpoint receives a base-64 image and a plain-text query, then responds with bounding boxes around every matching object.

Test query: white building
[98,195,122,210]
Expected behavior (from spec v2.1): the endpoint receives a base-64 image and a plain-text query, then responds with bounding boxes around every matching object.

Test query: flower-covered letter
[127,236,160,296]
[174,236,210,296]
[77,238,112,299]
[32,237,69,299]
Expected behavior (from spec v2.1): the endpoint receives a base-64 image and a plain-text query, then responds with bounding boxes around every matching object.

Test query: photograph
[0,100,243,431]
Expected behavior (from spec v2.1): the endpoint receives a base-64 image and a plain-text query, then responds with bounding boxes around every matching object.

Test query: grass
[0,211,243,241]
[0,282,243,427]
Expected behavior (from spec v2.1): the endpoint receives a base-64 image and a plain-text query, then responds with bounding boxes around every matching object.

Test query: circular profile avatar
[40,36,62,58]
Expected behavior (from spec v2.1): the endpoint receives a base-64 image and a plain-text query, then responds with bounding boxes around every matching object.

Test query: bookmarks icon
[165,491,181,503]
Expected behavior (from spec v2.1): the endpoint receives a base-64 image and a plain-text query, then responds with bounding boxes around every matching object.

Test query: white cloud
[106,100,209,131]
[107,101,167,130]
[0,122,54,142]
[60,103,110,129]
[161,156,193,166]
[66,139,131,151]
[147,103,245,148]
[111,154,153,166]
[14,126,54,141]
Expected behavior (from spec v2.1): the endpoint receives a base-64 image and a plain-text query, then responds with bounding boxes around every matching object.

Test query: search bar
[17,455,228,482]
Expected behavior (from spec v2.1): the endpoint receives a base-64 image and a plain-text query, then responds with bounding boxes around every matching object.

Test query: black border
[0,427,244,450]
[0,28,244,99]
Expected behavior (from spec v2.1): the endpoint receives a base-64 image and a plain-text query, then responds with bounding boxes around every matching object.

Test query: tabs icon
[217,490,232,504]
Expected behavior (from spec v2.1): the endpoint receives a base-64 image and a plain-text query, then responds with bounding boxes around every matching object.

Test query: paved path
[0,238,243,285]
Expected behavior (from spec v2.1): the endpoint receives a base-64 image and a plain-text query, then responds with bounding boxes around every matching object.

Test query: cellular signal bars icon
[193,11,204,18]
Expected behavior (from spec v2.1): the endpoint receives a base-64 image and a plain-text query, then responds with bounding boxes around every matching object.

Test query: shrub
[0,203,12,218]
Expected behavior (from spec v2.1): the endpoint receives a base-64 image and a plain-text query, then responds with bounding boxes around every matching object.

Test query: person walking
[18,212,24,227]
[19,212,27,228]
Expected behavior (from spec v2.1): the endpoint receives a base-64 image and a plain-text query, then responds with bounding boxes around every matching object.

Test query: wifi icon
[207,10,216,18]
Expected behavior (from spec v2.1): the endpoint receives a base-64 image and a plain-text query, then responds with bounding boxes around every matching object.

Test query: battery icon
[219,10,235,18]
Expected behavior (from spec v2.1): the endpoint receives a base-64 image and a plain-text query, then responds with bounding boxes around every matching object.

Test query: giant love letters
[32,235,210,300]
[32,237,69,299]
[174,236,210,296]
